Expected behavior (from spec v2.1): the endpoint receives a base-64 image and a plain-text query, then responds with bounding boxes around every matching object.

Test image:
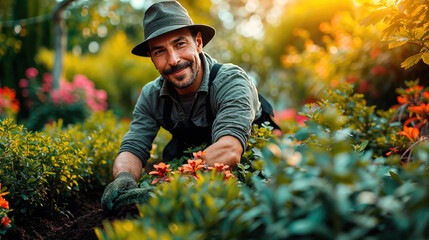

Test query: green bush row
[0,111,129,216]
[97,127,429,240]
[96,86,429,239]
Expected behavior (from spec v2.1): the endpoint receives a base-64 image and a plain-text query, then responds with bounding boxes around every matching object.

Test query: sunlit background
[0,0,427,130]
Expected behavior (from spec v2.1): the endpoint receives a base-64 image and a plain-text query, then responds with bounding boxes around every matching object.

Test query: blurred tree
[52,0,76,90]
[0,0,56,120]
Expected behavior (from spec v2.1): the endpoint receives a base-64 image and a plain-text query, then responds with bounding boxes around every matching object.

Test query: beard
[163,60,200,89]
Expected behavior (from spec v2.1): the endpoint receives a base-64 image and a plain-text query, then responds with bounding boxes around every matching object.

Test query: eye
[176,41,186,47]
[153,49,165,56]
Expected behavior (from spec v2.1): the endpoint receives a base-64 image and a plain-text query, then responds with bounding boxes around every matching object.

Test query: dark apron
[162,63,280,162]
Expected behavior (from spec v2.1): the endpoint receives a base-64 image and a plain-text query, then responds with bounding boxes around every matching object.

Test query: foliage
[0,118,90,215]
[235,122,275,185]
[299,84,401,157]
[44,111,130,188]
[385,80,429,162]
[18,67,107,130]
[0,111,128,219]
[0,183,12,236]
[0,87,19,120]
[363,0,429,69]
[97,122,429,239]
[96,169,248,240]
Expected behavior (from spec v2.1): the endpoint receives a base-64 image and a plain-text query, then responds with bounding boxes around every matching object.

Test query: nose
[167,50,180,66]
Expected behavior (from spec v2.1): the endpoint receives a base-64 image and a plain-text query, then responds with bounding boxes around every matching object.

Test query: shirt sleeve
[211,65,261,151]
[118,87,160,166]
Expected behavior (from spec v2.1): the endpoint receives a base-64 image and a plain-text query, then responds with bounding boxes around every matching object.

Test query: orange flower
[149,162,172,184]
[386,147,399,156]
[182,159,206,173]
[149,162,172,177]
[423,92,429,99]
[223,171,235,180]
[397,126,420,142]
[0,197,9,209]
[192,150,206,160]
[408,103,429,117]
[405,85,423,94]
[397,96,408,105]
[1,216,11,227]
[177,167,185,174]
[208,163,229,172]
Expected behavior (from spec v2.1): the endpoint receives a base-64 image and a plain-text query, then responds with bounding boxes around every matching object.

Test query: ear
[196,32,203,53]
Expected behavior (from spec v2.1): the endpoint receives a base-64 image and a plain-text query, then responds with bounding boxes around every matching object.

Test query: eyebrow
[149,36,187,53]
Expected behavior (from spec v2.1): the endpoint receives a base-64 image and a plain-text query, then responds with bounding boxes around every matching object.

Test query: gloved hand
[101,172,138,212]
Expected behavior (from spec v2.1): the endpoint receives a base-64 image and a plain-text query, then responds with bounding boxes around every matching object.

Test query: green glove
[101,172,138,212]
[113,187,153,210]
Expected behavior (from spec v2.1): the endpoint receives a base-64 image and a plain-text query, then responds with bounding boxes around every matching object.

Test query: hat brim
[131,24,215,57]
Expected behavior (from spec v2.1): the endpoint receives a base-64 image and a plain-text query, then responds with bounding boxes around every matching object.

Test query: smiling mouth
[170,67,187,78]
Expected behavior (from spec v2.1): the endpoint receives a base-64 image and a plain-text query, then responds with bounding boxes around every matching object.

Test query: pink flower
[43,73,53,84]
[73,74,94,90]
[42,82,51,92]
[19,78,28,88]
[25,67,38,79]
[96,90,107,101]
[22,89,29,97]
[296,114,308,126]
[274,109,296,122]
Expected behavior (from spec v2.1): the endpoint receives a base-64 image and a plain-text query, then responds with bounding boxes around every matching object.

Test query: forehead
[148,27,192,48]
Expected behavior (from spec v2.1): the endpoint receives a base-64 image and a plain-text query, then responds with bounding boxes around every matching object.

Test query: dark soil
[3,188,139,240]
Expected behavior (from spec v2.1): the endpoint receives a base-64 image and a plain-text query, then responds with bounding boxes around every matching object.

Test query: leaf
[422,52,429,65]
[361,8,389,26]
[355,140,369,152]
[388,39,408,48]
[401,53,423,69]
[389,170,403,183]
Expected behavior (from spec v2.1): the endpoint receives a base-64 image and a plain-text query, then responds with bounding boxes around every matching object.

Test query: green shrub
[299,84,401,157]
[97,125,429,239]
[44,111,130,188]
[0,111,129,218]
[0,118,90,214]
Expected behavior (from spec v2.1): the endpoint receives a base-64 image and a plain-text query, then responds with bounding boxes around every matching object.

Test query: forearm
[112,151,143,181]
[203,135,243,169]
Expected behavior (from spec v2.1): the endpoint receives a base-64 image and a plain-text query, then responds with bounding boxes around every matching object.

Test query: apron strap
[206,63,222,123]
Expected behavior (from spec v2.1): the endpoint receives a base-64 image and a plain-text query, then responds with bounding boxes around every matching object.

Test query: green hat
[132,1,215,57]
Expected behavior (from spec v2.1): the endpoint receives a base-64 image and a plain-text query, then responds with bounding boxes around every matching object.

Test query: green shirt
[119,53,262,165]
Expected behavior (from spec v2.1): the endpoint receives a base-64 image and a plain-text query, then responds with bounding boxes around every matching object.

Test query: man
[101,0,279,212]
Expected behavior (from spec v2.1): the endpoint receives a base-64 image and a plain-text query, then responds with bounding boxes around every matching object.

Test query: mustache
[163,61,193,75]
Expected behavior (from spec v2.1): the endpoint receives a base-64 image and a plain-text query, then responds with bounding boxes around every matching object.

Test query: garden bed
[4,187,138,240]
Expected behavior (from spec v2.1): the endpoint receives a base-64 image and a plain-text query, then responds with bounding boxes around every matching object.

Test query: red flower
[208,163,229,172]
[0,197,9,209]
[397,96,408,105]
[177,167,185,174]
[371,65,388,75]
[25,67,38,79]
[192,150,206,160]
[408,103,429,118]
[182,159,206,173]
[1,216,11,227]
[149,162,172,177]
[386,147,399,156]
[223,170,235,180]
[397,126,420,142]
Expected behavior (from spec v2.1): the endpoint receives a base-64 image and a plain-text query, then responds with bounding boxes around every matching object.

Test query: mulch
[3,187,139,240]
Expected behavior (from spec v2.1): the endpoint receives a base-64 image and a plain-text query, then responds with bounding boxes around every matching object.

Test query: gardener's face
[148,28,203,95]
